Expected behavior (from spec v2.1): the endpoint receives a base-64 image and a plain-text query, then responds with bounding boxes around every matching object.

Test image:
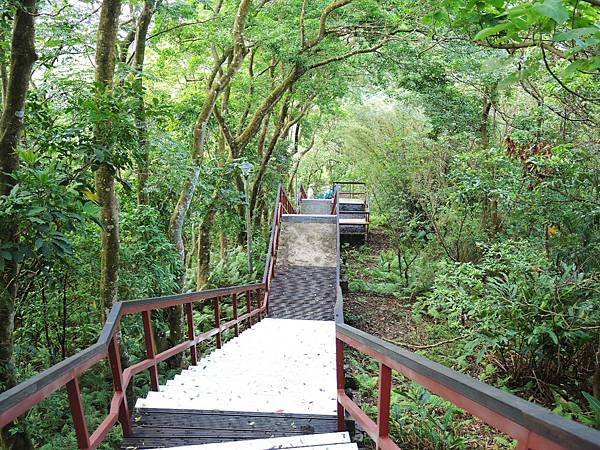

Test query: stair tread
[122,409,340,449]
[154,432,352,449]
[136,318,337,415]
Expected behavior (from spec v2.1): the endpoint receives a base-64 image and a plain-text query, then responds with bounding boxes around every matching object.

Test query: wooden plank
[268,266,337,321]
[339,219,369,225]
[156,432,351,450]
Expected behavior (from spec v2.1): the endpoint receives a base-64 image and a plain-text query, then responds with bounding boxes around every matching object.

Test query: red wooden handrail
[299,185,307,200]
[0,184,298,450]
[0,284,265,449]
[330,188,339,215]
[262,185,294,293]
[335,323,600,450]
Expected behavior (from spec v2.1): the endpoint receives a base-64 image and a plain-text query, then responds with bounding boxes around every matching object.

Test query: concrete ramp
[268,214,338,321]
[300,199,333,215]
[277,215,337,268]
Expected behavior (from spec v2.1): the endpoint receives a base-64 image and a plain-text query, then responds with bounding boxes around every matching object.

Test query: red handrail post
[377,363,392,449]
[232,293,239,336]
[264,288,269,315]
[246,290,253,326]
[107,335,132,437]
[142,311,159,391]
[336,338,346,432]
[257,288,263,320]
[185,302,197,365]
[213,297,222,349]
[259,288,265,317]
[66,377,91,449]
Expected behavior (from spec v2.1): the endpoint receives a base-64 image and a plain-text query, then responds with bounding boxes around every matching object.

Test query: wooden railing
[279,184,297,215]
[330,188,339,215]
[299,184,307,201]
[332,186,344,323]
[334,181,370,238]
[262,185,295,301]
[333,180,368,201]
[335,323,600,450]
[0,184,298,450]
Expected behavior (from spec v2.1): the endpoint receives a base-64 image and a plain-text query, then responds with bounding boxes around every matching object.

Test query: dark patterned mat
[268,266,337,321]
[121,408,336,449]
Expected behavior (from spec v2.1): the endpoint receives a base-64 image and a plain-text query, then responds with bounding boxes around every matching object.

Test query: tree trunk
[0,29,8,108]
[0,2,37,449]
[168,0,251,272]
[196,207,216,290]
[479,87,493,149]
[219,230,228,261]
[288,132,315,192]
[134,0,156,205]
[249,123,288,215]
[480,82,500,239]
[94,0,122,319]
[166,0,252,365]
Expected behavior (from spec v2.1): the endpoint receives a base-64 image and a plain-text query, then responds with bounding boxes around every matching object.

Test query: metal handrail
[335,323,600,450]
[333,186,343,324]
[0,185,298,450]
[262,184,296,294]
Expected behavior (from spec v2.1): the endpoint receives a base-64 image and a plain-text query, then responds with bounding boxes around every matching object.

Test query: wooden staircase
[334,182,369,242]
[123,201,343,449]
[2,183,600,450]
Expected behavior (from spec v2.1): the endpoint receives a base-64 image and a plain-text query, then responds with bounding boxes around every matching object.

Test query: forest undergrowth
[343,231,599,450]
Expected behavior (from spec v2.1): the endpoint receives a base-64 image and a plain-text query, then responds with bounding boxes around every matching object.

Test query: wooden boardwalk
[3,183,599,450]
[125,198,345,449]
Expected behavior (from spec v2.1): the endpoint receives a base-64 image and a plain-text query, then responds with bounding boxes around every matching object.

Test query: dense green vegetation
[0,0,598,448]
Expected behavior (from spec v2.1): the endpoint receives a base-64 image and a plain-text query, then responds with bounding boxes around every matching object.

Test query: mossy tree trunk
[166,0,252,364]
[480,82,500,239]
[134,0,158,205]
[0,2,37,449]
[94,0,122,320]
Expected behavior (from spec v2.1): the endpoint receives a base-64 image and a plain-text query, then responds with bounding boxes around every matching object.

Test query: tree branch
[481,38,567,60]
[300,0,308,48]
[309,36,390,69]
[305,0,353,49]
[541,44,600,103]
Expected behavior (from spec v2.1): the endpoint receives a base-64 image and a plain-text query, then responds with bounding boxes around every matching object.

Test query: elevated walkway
[1,184,599,450]
[269,214,337,320]
[126,194,343,448]
[334,182,369,242]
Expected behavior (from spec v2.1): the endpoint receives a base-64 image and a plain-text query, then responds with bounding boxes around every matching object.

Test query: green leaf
[547,329,558,345]
[534,0,569,24]
[583,392,600,414]
[26,206,45,216]
[553,26,599,42]
[34,238,45,250]
[563,59,587,76]
[473,22,511,40]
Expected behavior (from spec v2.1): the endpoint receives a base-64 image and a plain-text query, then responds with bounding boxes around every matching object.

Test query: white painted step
[156,432,356,450]
[136,318,337,415]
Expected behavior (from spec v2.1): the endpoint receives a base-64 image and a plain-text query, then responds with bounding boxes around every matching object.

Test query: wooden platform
[121,409,338,449]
